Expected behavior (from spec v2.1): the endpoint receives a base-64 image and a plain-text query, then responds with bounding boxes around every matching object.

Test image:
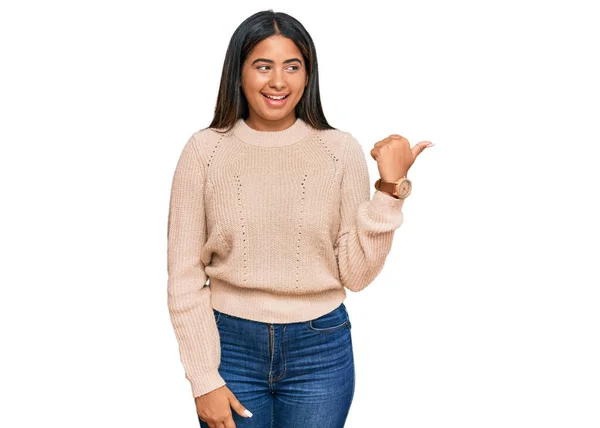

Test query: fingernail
[427,143,435,147]
[244,409,253,418]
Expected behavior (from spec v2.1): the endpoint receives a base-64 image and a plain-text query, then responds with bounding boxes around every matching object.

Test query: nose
[269,69,286,90]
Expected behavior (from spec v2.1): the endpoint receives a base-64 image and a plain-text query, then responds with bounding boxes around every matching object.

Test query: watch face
[398,180,412,198]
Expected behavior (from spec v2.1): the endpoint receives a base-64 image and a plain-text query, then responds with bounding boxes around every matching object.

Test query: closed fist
[370,134,433,182]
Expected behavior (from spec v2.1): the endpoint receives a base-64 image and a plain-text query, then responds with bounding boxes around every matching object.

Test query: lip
[261,92,290,107]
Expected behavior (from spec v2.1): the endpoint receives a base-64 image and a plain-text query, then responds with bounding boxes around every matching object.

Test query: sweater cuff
[368,190,405,226]
[189,370,227,398]
[373,189,405,209]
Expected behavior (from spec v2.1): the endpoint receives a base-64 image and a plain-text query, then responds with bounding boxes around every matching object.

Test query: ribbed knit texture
[167,117,405,398]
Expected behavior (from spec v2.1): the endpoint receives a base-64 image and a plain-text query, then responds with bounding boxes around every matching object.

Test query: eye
[256,65,301,72]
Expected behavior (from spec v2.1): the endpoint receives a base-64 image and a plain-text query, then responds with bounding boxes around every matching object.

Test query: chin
[261,110,292,120]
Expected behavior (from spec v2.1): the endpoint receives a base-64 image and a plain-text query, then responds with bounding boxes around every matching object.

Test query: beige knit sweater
[167,117,405,398]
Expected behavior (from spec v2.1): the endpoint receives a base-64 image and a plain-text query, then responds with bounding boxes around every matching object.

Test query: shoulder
[311,126,350,143]
[311,126,361,162]
[184,125,234,162]
[191,125,234,145]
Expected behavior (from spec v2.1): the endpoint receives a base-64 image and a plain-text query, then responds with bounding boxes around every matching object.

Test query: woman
[167,9,433,428]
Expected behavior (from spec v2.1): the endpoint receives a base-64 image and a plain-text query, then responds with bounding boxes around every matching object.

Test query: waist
[209,277,346,324]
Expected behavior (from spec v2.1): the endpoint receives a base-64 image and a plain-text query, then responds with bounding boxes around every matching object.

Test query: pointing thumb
[412,141,434,158]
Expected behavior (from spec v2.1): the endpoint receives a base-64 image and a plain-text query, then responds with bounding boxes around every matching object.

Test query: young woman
[167,9,433,428]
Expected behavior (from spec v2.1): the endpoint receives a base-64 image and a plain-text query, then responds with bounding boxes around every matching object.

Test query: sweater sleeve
[167,133,226,398]
[334,133,406,292]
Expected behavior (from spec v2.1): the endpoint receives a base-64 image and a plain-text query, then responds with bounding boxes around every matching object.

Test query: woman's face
[241,35,308,131]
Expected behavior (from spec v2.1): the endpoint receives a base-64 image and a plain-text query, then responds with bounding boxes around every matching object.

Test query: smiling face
[240,35,308,131]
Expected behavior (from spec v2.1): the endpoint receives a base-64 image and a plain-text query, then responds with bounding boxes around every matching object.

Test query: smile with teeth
[262,93,289,100]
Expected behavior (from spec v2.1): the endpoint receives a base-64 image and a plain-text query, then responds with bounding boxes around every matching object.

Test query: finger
[229,392,252,418]
[377,136,405,147]
[370,147,381,161]
[224,417,236,428]
[411,141,433,158]
[373,141,396,153]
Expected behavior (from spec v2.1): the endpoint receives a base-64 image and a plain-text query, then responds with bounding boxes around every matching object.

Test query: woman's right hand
[195,385,252,428]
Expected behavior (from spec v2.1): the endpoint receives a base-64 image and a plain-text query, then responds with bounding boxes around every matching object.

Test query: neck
[232,117,312,148]
[244,113,297,132]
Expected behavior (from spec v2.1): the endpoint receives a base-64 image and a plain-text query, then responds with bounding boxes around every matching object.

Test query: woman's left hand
[370,134,434,182]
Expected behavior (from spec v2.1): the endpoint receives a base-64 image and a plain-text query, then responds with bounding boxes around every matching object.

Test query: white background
[1,0,599,427]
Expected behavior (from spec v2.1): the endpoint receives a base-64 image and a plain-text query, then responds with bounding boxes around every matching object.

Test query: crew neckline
[232,117,312,147]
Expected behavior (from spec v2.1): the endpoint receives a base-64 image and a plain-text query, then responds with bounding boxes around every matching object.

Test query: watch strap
[374,178,400,199]
[375,177,412,200]
[377,179,398,197]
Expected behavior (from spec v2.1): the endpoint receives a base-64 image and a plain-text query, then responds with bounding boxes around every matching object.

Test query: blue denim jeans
[198,302,355,428]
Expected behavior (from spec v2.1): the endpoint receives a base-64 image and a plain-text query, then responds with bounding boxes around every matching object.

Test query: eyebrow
[251,57,303,65]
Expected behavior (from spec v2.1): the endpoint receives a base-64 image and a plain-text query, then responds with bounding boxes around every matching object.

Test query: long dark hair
[207,10,335,133]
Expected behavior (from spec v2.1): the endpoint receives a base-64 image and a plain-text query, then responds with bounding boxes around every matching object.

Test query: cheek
[293,75,308,92]
[293,83,307,98]
[242,72,266,89]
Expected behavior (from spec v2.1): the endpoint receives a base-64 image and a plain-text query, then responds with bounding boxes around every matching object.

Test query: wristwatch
[374,176,412,200]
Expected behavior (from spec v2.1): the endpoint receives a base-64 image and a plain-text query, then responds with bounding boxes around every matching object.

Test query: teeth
[264,94,287,100]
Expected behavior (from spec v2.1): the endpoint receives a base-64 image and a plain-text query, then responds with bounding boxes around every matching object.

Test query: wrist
[379,173,408,181]
[378,189,400,199]
[374,176,412,200]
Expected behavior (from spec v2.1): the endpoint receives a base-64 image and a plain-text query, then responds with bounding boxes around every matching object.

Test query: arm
[167,133,226,398]
[334,133,406,292]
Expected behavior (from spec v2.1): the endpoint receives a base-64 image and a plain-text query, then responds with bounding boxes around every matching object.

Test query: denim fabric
[198,303,355,428]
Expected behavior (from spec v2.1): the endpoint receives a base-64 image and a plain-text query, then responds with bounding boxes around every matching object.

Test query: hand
[195,385,252,428]
[370,134,433,182]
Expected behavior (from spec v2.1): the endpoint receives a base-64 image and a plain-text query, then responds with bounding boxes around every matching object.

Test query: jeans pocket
[308,303,350,333]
